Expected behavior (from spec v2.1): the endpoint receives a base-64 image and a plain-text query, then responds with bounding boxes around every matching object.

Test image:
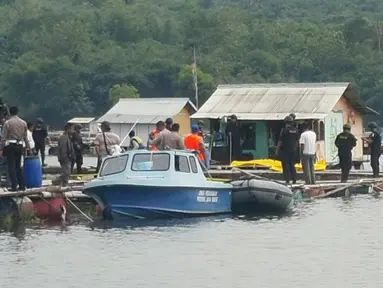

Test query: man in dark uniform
[226,114,241,162]
[33,118,48,167]
[276,116,299,184]
[362,122,381,178]
[71,124,83,174]
[335,124,357,183]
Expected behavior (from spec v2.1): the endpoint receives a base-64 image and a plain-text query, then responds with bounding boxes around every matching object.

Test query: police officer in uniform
[276,116,299,184]
[335,124,357,183]
[0,106,30,191]
[362,122,381,178]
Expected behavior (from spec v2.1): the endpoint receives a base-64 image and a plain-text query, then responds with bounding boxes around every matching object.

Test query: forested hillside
[0,0,383,126]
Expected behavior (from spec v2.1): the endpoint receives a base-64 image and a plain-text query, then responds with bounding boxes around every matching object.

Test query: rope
[64,194,94,222]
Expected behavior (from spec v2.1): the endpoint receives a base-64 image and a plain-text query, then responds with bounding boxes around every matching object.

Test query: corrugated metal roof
[68,117,95,124]
[97,98,197,124]
[191,83,375,120]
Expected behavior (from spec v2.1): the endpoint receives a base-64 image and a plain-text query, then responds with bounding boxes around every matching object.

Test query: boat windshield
[100,154,129,176]
[131,153,170,171]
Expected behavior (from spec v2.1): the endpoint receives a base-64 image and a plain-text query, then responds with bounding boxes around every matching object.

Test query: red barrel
[32,196,68,221]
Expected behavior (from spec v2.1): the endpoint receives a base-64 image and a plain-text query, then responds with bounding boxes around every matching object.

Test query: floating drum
[24,156,42,188]
[0,197,18,217]
[32,196,68,221]
[0,197,34,219]
[12,196,34,218]
[95,204,103,216]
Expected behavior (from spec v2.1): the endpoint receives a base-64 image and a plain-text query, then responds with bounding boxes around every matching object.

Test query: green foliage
[0,0,383,125]
[109,84,140,104]
[177,64,215,105]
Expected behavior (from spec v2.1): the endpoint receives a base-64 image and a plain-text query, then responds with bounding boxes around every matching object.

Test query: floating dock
[0,175,381,223]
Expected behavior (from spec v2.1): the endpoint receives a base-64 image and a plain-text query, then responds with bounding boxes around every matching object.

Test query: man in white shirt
[299,122,317,184]
[26,122,35,151]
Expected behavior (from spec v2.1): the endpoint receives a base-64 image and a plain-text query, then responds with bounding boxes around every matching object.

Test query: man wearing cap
[362,122,381,178]
[185,124,206,165]
[33,118,48,167]
[335,124,357,182]
[94,121,121,172]
[276,115,299,184]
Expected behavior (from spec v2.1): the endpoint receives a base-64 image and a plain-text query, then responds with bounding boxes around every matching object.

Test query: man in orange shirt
[184,124,206,165]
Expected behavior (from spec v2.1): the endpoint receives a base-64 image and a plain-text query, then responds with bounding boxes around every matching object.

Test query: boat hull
[231,179,294,213]
[83,184,232,220]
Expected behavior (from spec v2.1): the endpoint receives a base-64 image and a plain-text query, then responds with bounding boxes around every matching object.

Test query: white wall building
[97,98,197,146]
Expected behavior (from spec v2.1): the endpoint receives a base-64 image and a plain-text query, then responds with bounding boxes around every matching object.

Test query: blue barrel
[24,156,42,188]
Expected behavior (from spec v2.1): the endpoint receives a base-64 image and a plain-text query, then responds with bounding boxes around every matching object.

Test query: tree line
[0,0,383,126]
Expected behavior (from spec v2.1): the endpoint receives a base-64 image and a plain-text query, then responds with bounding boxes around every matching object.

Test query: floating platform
[0,175,381,223]
[207,168,380,182]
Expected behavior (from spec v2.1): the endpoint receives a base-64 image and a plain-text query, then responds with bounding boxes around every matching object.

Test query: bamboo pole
[0,185,84,198]
[313,181,362,199]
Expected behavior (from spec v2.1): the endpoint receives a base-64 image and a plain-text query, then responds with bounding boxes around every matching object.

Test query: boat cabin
[98,150,218,186]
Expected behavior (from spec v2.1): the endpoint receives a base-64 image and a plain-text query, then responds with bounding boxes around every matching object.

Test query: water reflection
[1,195,383,288]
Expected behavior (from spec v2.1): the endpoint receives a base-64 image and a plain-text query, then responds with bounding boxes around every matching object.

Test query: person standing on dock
[299,122,317,184]
[276,116,299,184]
[71,124,84,174]
[0,106,30,191]
[94,121,121,172]
[26,122,35,153]
[362,122,381,178]
[32,118,48,167]
[226,114,241,162]
[335,124,357,183]
[52,123,76,186]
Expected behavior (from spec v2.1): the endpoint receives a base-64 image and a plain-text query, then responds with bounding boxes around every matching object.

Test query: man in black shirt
[276,116,299,184]
[363,122,381,178]
[226,114,241,162]
[71,124,84,174]
[335,124,357,182]
[33,118,48,167]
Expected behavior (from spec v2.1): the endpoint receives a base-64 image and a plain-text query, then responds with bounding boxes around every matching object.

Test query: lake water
[1,195,383,288]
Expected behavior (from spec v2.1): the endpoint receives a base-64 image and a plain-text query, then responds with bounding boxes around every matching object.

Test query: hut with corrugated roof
[191,83,378,165]
[97,98,197,146]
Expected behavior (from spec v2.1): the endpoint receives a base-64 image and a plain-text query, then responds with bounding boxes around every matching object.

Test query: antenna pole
[192,46,199,109]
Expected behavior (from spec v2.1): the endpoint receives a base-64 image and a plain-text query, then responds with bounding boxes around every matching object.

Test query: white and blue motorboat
[82,150,232,220]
